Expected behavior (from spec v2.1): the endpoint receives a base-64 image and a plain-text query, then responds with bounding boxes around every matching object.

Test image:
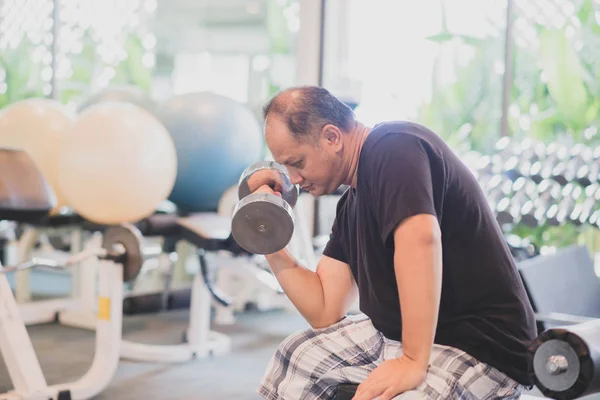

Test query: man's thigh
[382,343,523,399]
[258,316,382,400]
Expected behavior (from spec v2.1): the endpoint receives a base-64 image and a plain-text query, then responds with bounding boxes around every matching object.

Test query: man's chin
[302,185,318,196]
[310,186,329,197]
[301,184,334,196]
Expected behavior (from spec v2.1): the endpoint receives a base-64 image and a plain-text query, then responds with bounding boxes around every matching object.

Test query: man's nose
[287,169,304,186]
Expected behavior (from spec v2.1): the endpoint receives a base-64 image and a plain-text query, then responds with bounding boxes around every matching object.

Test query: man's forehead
[265,113,288,132]
[267,137,304,165]
[271,147,302,165]
[264,113,308,164]
[265,115,293,143]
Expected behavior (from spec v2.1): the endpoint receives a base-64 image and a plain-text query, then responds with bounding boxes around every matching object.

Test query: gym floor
[4,306,593,399]
[0,309,308,399]
[1,270,598,399]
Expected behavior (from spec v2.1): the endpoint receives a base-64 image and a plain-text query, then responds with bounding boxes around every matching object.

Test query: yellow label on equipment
[98,297,111,320]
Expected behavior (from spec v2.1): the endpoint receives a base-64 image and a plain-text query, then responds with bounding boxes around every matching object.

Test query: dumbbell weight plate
[231,192,294,255]
[530,319,600,400]
[238,161,298,207]
[532,339,581,394]
[102,223,144,282]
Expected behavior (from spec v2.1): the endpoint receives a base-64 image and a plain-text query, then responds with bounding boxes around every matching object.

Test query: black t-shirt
[323,121,537,385]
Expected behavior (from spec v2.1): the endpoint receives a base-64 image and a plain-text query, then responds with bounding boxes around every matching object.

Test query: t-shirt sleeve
[366,133,439,245]
[321,223,348,264]
[321,193,349,264]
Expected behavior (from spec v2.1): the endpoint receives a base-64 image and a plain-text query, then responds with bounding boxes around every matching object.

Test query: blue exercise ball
[158,92,264,212]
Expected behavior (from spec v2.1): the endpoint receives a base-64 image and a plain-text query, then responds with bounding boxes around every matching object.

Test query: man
[253,86,537,400]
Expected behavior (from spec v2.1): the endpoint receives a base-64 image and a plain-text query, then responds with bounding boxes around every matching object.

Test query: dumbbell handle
[232,161,299,255]
[238,161,298,207]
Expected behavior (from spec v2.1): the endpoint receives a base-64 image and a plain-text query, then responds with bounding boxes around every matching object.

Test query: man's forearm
[265,249,327,326]
[394,234,443,369]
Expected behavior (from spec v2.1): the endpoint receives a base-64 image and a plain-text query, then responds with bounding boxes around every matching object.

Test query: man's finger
[353,384,383,400]
[377,387,401,400]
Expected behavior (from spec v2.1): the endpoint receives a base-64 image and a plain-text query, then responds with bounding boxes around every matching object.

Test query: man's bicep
[316,254,358,323]
[317,190,355,324]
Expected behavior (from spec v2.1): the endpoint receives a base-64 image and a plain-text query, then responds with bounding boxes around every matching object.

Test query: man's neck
[345,122,371,188]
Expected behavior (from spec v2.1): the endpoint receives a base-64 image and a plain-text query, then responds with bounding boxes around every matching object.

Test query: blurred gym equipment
[0,98,76,212]
[157,91,264,212]
[77,86,157,115]
[0,147,138,400]
[58,101,177,225]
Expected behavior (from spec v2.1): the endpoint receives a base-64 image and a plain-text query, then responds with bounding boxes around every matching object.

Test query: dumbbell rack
[463,138,600,251]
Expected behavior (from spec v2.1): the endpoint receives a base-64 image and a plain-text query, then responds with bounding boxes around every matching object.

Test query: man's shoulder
[364,120,440,153]
[363,121,441,160]
[370,120,427,133]
[356,121,447,191]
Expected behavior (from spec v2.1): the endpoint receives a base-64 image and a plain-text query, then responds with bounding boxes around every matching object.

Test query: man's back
[323,121,538,385]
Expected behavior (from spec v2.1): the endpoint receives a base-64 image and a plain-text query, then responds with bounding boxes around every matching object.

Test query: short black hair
[263,86,356,141]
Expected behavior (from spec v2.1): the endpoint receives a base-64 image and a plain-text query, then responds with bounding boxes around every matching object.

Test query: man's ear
[321,124,343,146]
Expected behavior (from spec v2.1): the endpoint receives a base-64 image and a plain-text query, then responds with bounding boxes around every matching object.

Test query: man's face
[264,115,343,196]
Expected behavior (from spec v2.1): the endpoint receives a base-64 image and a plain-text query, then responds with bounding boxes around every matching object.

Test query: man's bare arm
[393,214,443,369]
[266,250,358,328]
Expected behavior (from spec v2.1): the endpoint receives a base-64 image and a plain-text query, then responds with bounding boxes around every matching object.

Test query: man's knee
[274,328,316,363]
[273,321,348,364]
[259,328,339,400]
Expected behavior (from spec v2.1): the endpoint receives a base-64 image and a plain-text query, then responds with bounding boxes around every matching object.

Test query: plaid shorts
[257,315,524,400]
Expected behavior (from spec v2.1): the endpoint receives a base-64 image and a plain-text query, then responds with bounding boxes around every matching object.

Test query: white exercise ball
[58,102,177,225]
[217,185,238,217]
[0,98,76,211]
